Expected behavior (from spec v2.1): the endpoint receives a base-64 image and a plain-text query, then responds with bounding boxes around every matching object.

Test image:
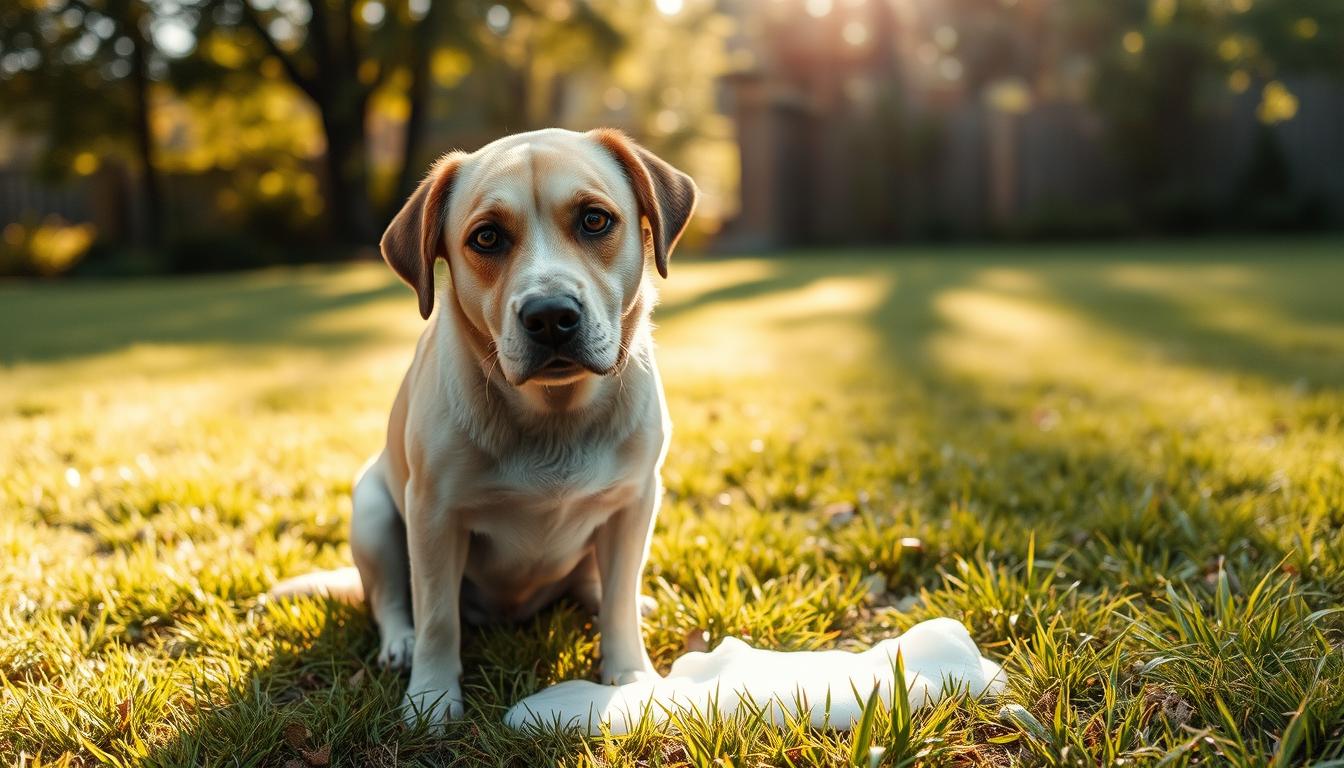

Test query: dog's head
[380,128,697,388]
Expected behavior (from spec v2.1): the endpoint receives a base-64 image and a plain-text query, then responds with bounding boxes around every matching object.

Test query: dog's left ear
[591,129,698,278]
[381,153,462,319]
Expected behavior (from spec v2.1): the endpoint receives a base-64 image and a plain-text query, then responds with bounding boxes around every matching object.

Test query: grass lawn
[2,239,1343,766]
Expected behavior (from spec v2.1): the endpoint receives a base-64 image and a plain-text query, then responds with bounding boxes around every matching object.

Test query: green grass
[2,238,1343,766]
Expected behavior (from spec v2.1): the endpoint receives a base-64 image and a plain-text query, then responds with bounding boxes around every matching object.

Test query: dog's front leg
[595,479,660,684]
[401,479,469,728]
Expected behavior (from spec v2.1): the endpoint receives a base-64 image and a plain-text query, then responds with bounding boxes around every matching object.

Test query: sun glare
[655,0,685,16]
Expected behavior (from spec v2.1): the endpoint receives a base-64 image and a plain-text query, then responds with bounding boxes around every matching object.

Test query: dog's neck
[433,287,656,456]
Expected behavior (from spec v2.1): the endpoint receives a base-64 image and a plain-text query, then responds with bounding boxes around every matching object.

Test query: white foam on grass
[504,617,1005,735]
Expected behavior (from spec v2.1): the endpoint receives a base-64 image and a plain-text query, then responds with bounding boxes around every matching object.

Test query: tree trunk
[392,3,448,212]
[127,25,162,247]
[393,55,432,211]
[320,104,376,245]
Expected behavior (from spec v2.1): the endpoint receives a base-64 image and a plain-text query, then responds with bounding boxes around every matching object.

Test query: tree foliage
[1074,0,1344,222]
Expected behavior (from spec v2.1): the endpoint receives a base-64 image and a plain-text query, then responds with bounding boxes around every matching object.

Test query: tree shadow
[1030,258,1344,388]
[655,257,840,323]
[0,269,413,365]
[769,252,1313,594]
[143,597,598,766]
[92,247,1341,762]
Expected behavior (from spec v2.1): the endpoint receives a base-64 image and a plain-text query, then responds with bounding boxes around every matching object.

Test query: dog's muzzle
[512,295,607,383]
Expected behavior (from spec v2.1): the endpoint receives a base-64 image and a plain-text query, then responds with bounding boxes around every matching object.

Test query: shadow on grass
[102,245,1344,762]
[1033,259,1344,388]
[759,252,1330,592]
[0,269,410,365]
[144,598,598,767]
[655,260,830,323]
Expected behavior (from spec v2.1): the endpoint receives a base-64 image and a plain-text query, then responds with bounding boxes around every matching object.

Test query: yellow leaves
[1257,80,1298,124]
[207,36,247,69]
[262,89,294,122]
[1150,0,1176,27]
[0,218,97,276]
[38,222,96,273]
[72,152,99,176]
[371,70,411,122]
[1227,70,1250,94]
[1218,36,1243,62]
[431,48,472,88]
[374,92,410,123]
[150,83,323,176]
[1293,18,1319,40]
[1122,31,1145,55]
[252,169,323,216]
[258,170,285,197]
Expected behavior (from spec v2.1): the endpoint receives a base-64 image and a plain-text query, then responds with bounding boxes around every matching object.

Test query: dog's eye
[580,208,612,236]
[468,225,503,253]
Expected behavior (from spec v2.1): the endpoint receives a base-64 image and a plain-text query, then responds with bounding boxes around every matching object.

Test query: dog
[275,129,697,728]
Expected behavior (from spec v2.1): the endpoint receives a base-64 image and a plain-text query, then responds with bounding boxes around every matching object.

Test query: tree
[204,0,415,243]
[202,0,625,243]
[1072,0,1344,224]
[0,0,172,246]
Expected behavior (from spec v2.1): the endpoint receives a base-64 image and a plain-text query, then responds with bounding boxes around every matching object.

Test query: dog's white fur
[275,129,697,728]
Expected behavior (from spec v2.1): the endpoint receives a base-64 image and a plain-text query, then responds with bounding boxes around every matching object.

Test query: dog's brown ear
[591,129,698,278]
[380,153,461,319]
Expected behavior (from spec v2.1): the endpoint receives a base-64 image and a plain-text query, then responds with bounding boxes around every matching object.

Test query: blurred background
[1,0,1341,277]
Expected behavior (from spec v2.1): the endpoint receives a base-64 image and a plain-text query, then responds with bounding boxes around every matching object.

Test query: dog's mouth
[522,356,593,385]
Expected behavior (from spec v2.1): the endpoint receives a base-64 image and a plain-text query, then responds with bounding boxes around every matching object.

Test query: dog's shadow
[144,597,596,766]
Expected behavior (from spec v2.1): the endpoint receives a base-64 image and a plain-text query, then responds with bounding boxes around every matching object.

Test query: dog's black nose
[520,296,582,347]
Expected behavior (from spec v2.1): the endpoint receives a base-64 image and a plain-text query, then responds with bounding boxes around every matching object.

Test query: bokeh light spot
[934,25,958,51]
[603,87,628,111]
[842,21,868,47]
[1257,81,1298,124]
[655,0,684,16]
[1150,0,1176,26]
[655,109,682,135]
[72,153,99,176]
[360,1,386,26]
[431,48,472,88]
[258,171,285,197]
[805,0,833,19]
[486,5,511,34]
[986,79,1032,114]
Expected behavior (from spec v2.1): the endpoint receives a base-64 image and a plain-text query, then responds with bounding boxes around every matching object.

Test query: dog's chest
[458,437,642,569]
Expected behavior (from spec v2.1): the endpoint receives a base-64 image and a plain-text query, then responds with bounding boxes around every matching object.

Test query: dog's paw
[401,683,465,731]
[377,628,415,670]
[601,660,660,686]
